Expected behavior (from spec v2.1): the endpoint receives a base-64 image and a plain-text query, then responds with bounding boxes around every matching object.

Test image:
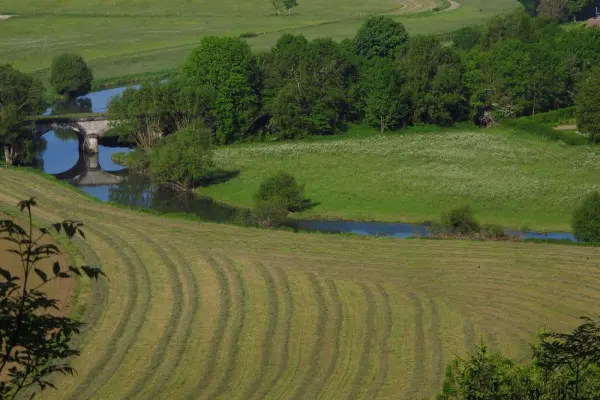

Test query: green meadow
[199,127,600,231]
[0,0,520,81]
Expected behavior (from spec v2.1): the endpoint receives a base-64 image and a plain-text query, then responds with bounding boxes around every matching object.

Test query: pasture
[1,167,600,399]
[0,0,520,81]
[200,127,600,232]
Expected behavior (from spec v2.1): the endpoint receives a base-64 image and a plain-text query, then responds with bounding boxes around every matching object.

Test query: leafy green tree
[452,27,482,51]
[537,0,569,21]
[572,192,600,243]
[425,65,469,126]
[50,53,93,99]
[183,37,260,144]
[270,0,297,15]
[107,78,216,149]
[576,67,600,142]
[148,120,215,191]
[360,58,409,132]
[399,35,467,125]
[354,16,408,59]
[254,171,305,212]
[0,65,44,166]
[441,205,480,235]
[264,36,354,138]
[567,0,593,21]
[1,199,104,399]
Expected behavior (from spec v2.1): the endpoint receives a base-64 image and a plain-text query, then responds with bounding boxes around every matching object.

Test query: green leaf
[0,267,11,281]
[34,268,48,282]
[53,262,60,276]
[68,266,82,276]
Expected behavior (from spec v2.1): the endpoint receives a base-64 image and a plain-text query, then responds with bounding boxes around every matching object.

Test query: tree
[1,198,104,399]
[441,205,480,235]
[50,53,93,99]
[572,192,600,243]
[567,0,593,21]
[354,16,408,59]
[425,65,469,126]
[148,120,215,191]
[264,36,354,138]
[270,0,298,15]
[537,0,569,21]
[452,27,482,51]
[0,65,44,166]
[254,171,305,212]
[183,37,260,144]
[360,58,409,132]
[576,67,600,142]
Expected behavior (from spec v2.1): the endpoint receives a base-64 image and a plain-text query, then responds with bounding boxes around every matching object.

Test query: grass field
[198,127,600,232]
[0,0,520,82]
[1,167,600,399]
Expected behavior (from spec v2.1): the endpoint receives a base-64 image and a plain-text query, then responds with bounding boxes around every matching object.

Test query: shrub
[441,205,481,235]
[254,172,305,212]
[111,150,149,172]
[50,53,93,98]
[572,192,600,243]
[253,198,290,228]
[148,120,214,191]
[240,32,258,38]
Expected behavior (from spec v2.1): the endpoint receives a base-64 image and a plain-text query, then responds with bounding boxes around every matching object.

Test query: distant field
[0,0,520,81]
[199,127,600,231]
[1,167,600,399]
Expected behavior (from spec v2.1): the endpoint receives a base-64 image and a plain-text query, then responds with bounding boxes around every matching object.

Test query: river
[39,86,576,242]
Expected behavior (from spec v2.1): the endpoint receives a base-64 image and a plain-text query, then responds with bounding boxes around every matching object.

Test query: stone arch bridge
[35,116,113,154]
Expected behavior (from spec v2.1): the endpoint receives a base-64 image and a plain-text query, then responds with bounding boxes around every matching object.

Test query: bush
[50,53,93,98]
[572,192,600,243]
[240,32,258,38]
[254,172,305,212]
[111,150,149,172]
[441,205,481,235]
[148,120,214,191]
[253,198,290,228]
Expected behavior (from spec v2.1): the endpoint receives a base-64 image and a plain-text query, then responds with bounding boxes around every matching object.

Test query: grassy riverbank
[0,0,519,81]
[199,126,600,232]
[2,167,600,399]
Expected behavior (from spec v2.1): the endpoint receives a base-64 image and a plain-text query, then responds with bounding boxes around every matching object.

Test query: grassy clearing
[1,167,600,398]
[199,127,600,231]
[0,0,520,81]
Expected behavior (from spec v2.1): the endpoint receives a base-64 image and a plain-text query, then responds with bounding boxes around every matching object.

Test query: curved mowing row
[2,169,600,399]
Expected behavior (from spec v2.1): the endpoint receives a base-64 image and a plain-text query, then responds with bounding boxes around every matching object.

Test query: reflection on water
[44,85,138,115]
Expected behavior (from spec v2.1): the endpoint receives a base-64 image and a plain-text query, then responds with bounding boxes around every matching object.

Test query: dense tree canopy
[576,67,600,142]
[183,36,260,144]
[0,65,44,166]
[50,53,93,99]
[354,16,408,59]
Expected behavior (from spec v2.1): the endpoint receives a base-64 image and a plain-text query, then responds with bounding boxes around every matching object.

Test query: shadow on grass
[196,168,241,187]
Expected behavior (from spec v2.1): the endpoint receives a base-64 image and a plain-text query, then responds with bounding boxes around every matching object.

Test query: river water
[39,87,576,242]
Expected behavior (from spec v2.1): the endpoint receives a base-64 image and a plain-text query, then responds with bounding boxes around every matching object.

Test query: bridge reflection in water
[53,150,125,186]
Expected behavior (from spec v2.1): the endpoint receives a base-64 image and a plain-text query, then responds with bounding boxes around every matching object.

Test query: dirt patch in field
[1,215,75,316]
[0,15,13,20]
[553,124,577,131]
[386,0,458,15]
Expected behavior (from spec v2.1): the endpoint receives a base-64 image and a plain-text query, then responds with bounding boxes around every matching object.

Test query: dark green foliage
[399,35,468,125]
[183,37,260,144]
[360,57,409,132]
[107,77,216,149]
[0,199,104,399]
[452,27,482,51]
[576,67,600,142]
[0,65,44,166]
[253,198,290,227]
[437,317,600,399]
[111,149,149,172]
[441,205,481,235]
[254,171,305,212]
[50,53,93,98]
[572,192,600,243]
[354,16,408,59]
[264,35,354,138]
[148,120,215,191]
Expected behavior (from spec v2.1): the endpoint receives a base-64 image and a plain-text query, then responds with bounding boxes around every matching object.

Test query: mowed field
[199,128,600,232]
[0,0,520,81]
[1,168,600,399]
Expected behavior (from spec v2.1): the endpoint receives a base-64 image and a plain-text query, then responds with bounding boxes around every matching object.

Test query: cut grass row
[0,0,520,82]
[200,127,600,231]
[2,167,600,398]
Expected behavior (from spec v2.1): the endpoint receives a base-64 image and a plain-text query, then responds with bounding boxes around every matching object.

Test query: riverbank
[198,126,600,232]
